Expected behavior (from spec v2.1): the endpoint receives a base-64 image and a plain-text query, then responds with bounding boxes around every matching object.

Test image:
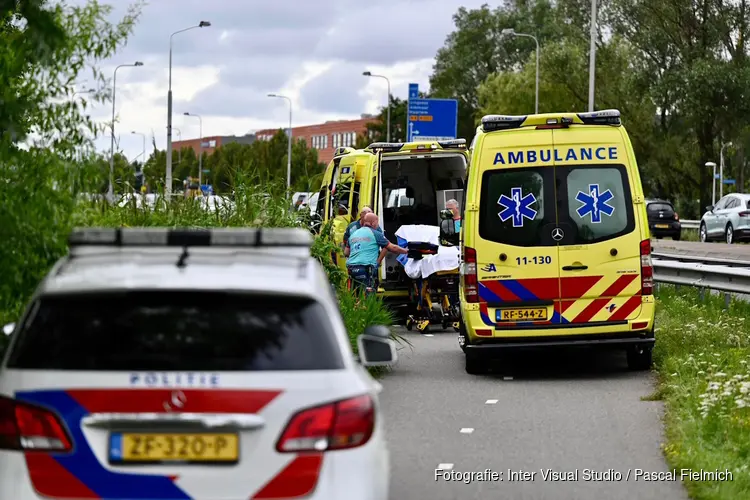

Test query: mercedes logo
[163,390,187,412]
[551,227,564,241]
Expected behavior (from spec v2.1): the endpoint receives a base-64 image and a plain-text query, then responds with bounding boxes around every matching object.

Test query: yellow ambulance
[458,109,655,374]
[314,141,469,311]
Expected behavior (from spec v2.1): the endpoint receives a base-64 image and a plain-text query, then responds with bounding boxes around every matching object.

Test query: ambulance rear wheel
[465,354,488,375]
[626,345,653,371]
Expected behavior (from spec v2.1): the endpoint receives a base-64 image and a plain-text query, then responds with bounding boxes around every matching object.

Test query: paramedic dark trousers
[348,264,377,297]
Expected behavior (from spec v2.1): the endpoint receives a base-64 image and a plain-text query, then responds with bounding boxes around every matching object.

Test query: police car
[0,227,396,500]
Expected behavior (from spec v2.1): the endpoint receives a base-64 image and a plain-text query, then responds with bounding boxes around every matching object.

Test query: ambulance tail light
[738,211,750,217]
[0,395,73,452]
[462,246,479,303]
[640,239,653,296]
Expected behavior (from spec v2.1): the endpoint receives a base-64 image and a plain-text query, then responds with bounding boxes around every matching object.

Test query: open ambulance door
[374,150,386,282]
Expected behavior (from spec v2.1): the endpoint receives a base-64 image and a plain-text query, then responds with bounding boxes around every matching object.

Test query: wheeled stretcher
[395,225,461,333]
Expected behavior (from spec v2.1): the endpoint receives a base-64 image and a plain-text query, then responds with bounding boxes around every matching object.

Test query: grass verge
[653,285,750,499]
[0,191,401,376]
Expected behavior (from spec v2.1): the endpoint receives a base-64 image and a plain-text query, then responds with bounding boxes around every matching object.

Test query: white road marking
[485,399,498,404]
[424,334,434,337]
[460,428,474,434]
[503,376,513,381]
[437,463,454,470]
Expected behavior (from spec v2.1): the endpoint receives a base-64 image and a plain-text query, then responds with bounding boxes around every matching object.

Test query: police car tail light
[640,239,653,296]
[0,396,72,452]
[276,395,374,453]
[462,247,479,303]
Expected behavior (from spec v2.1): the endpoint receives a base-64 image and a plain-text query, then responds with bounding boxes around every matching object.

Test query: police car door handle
[562,265,588,271]
[81,413,266,430]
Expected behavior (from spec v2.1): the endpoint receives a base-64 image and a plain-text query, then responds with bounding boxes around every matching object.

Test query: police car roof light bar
[68,227,313,248]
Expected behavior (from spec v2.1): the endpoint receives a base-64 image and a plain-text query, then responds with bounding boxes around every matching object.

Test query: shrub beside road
[0,189,395,371]
[653,285,750,499]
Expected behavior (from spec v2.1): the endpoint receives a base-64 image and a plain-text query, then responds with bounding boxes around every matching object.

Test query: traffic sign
[723,179,736,185]
[409,83,419,100]
[406,97,458,142]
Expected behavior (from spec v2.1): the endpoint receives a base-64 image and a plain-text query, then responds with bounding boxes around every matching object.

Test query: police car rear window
[6,292,345,371]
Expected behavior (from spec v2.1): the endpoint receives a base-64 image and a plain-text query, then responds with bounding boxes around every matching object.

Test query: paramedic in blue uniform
[346,213,407,296]
[446,199,461,232]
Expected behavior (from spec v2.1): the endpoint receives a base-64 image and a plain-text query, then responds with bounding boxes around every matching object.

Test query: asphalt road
[379,327,688,500]
[652,239,750,261]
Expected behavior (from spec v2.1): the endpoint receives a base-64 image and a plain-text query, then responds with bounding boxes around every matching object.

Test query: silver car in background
[699,193,750,243]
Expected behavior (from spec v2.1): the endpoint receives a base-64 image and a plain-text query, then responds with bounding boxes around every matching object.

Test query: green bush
[0,185,398,371]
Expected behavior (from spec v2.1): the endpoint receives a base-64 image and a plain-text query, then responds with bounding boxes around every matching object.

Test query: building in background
[255,114,377,164]
[172,134,256,157]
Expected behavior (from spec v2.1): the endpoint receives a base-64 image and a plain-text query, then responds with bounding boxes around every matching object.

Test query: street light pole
[363,71,391,141]
[183,113,203,188]
[166,21,211,198]
[720,142,732,199]
[131,131,146,163]
[174,127,182,164]
[109,62,143,200]
[267,94,293,194]
[706,161,717,206]
[501,29,540,114]
[73,88,96,99]
[588,0,597,112]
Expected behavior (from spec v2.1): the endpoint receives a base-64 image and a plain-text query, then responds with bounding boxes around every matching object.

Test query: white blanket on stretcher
[394,224,460,279]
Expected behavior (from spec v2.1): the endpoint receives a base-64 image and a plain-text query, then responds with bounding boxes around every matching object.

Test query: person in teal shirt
[346,213,407,296]
[343,205,383,250]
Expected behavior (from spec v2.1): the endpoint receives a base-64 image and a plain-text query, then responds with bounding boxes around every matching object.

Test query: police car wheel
[626,345,653,371]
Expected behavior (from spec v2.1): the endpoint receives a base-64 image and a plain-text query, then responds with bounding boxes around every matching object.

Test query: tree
[429,1,563,143]
[609,0,750,211]
[0,0,142,330]
[364,96,408,143]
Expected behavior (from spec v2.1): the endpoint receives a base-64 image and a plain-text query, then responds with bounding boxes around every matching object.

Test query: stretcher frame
[405,269,461,333]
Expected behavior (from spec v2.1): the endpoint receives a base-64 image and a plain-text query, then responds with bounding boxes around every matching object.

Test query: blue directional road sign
[723,179,736,185]
[407,97,458,142]
[409,83,419,99]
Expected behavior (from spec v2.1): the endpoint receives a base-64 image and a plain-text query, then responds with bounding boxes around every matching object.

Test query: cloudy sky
[77,0,488,161]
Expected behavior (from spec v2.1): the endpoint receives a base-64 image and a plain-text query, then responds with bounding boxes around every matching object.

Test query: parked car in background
[699,193,750,244]
[292,191,314,211]
[645,199,681,240]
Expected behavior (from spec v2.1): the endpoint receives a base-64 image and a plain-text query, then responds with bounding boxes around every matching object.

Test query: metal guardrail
[653,253,750,304]
[680,219,700,230]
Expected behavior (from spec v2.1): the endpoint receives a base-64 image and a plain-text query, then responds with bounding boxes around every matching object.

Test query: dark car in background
[646,199,681,240]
